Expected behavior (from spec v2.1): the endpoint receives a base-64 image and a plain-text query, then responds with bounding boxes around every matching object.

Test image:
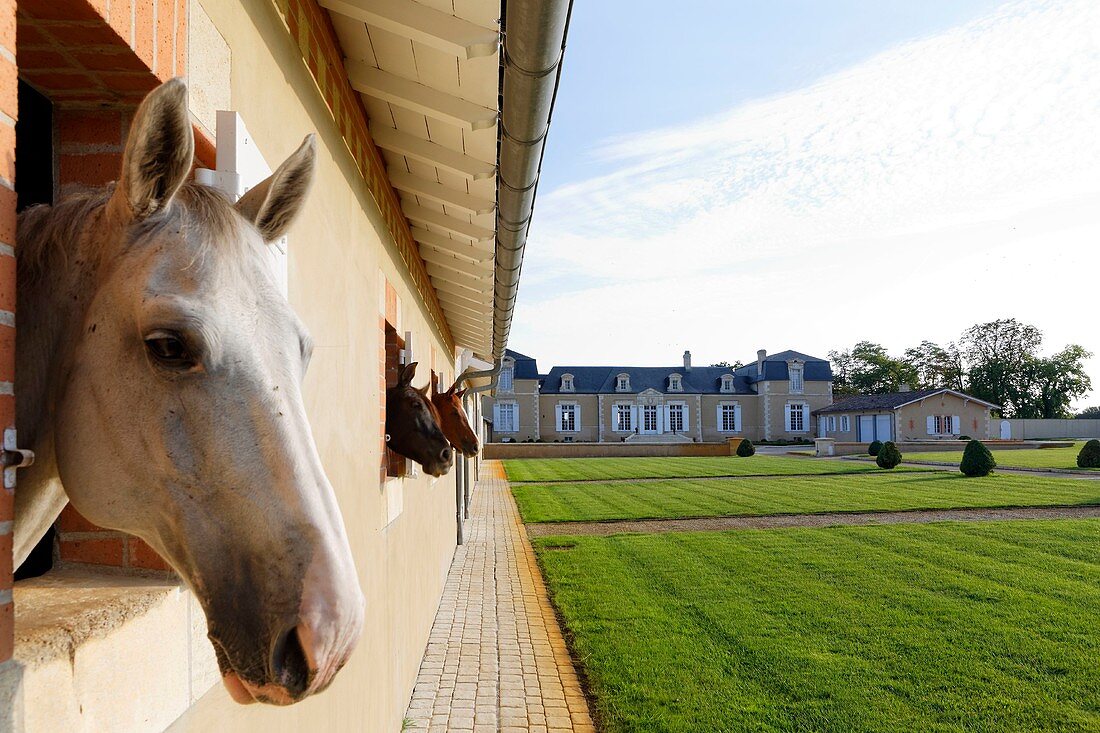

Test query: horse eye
[145,331,194,369]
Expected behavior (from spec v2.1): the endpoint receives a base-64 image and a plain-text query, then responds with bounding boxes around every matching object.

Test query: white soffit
[322,0,500,354]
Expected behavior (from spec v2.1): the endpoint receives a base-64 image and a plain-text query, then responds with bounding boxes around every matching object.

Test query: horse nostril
[271,626,312,699]
[440,446,452,463]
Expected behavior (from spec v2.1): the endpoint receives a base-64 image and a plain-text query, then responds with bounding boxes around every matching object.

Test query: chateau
[484,349,834,443]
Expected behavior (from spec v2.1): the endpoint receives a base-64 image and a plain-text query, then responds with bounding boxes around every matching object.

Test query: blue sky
[512,0,1100,407]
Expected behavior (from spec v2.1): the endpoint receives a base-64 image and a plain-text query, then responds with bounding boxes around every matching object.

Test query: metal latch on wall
[3,428,35,489]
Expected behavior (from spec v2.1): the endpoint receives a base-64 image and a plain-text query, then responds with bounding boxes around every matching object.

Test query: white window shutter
[682,403,690,432]
[576,403,582,430]
[665,405,672,431]
[514,402,520,431]
[493,403,501,428]
[926,416,935,435]
[716,405,723,430]
[555,404,563,432]
[952,415,961,434]
[630,405,637,430]
[785,404,793,432]
[734,404,742,432]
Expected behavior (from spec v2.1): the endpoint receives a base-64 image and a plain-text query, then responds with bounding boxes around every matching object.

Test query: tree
[960,319,1042,415]
[1077,406,1100,419]
[711,360,744,369]
[1016,345,1092,419]
[736,438,755,457]
[902,341,964,390]
[829,342,916,395]
[1078,440,1100,468]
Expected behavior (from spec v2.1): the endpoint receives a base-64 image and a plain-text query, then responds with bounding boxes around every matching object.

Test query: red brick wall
[0,0,14,666]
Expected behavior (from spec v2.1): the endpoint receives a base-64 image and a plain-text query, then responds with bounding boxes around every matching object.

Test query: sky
[508,0,1100,408]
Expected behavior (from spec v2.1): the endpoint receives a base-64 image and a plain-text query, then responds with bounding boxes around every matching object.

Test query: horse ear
[112,78,194,221]
[453,387,467,399]
[430,372,440,397]
[236,134,316,243]
[398,362,418,388]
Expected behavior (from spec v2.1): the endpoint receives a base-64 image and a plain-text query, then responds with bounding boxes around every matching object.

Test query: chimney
[756,349,767,376]
[899,383,911,392]
[683,350,692,371]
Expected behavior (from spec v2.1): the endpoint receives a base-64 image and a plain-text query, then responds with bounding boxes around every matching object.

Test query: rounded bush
[960,439,996,476]
[1077,439,1100,468]
[736,438,756,457]
[868,440,883,456]
[876,441,902,469]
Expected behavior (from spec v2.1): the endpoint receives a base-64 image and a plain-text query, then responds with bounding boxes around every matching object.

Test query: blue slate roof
[539,365,754,395]
[504,349,539,379]
[733,349,832,383]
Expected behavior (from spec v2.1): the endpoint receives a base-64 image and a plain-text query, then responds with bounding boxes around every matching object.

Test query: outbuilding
[813,388,1000,442]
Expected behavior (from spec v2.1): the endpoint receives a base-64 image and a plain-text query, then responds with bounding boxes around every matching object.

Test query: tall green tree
[828,342,917,395]
[960,319,1043,414]
[1077,406,1100,419]
[1015,345,1092,419]
[902,340,964,390]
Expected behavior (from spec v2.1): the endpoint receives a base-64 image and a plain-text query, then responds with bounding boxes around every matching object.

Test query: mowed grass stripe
[503,455,912,483]
[534,520,1100,732]
[512,471,1100,523]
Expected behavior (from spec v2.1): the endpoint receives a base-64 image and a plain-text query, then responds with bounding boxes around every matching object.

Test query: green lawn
[534,521,1100,732]
[504,455,919,483]
[512,471,1100,523]
[888,443,1096,472]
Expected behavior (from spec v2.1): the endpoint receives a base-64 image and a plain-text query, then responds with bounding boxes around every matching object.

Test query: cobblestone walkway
[404,461,596,733]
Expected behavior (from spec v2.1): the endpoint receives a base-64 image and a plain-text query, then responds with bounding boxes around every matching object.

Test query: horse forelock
[18,182,262,286]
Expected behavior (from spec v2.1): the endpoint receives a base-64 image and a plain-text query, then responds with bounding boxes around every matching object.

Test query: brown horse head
[386,363,453,476]
[431,373,480,457]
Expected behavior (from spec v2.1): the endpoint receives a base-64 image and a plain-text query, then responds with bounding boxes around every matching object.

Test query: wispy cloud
[514,0,1100,404]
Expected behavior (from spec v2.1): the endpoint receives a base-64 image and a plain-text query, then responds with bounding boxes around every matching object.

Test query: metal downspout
[453,360,502,543]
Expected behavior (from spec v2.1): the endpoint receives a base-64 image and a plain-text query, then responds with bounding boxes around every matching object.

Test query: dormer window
[561,373,574,392]
[498,359,514,392]
[721,374,735,393]
[668,373,682,391]
[616,373,630,392]
[789,362,804,395]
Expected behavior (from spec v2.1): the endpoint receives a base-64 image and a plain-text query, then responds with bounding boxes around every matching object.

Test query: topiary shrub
[958,435,972,442]
[736,438,756,457]
[876,441,902,469]
[868,440,883,456]
[960,439,996,476]
[1077,439,1100,468]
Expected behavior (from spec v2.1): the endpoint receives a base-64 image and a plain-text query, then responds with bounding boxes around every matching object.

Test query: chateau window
[789,363,804,394]
[720,375,734,393]
[616,374,630,392]
[786,403,808,432]
[498,363,514,392]
[841,415,850,432]
[828,416,836,432]
[561,374,574,392]
[719,403,740,432]
[668,403,684,432]
[668,374,682,391]
[615,404,633,432]
[496,402,517,432]
[559,403,577,432]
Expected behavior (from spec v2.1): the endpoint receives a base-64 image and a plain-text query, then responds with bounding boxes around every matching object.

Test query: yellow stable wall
[171,0,459,729]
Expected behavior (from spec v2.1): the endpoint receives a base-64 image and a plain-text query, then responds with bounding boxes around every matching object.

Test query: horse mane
[17,182,248,285]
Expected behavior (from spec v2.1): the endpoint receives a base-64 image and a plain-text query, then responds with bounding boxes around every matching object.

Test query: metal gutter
[492,0,573,359]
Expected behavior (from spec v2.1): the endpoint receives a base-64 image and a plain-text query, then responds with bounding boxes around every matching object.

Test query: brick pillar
[0,0,15,666]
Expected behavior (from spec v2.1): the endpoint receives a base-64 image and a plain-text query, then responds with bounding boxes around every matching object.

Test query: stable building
[813,387,1000,442]
[484,348,834,443]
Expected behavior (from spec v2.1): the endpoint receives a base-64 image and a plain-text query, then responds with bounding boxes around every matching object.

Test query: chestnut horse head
[13,79,364,705]
[431,373,479,457]
[385,363,453,476]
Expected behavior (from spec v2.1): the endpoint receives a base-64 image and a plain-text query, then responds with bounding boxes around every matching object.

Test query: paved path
[404,462,595,733]
[525,504,1100,538]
